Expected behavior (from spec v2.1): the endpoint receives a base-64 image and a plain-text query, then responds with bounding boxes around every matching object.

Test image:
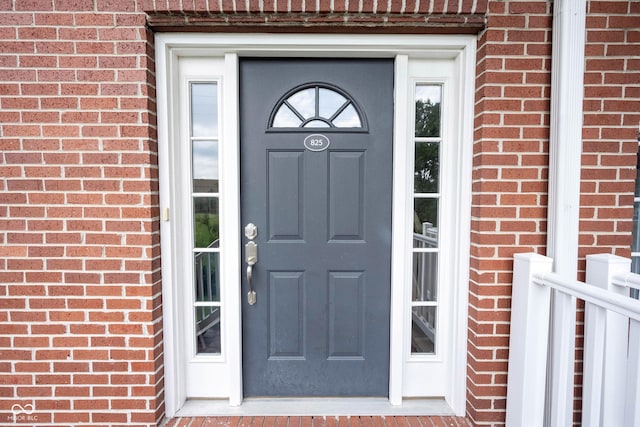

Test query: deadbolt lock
[245,223,258,240]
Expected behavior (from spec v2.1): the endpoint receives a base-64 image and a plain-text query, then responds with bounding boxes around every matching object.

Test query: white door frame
[156,33,475,418]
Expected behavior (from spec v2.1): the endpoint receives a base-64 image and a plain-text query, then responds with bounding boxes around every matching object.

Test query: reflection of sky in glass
[304,120,330,128]
[319,88,347,117]
[333,104,361,127]
[415,85,441,104]
[193,140,218,180]
[273,104,302,127]
[191,83,218,137]
[288,88,315,119]
[271,86,364,128]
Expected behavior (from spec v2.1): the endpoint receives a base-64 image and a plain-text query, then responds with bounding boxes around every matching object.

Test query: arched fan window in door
[269,83,366,130]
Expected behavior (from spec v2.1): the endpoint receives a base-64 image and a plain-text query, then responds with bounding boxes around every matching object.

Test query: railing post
[585,254,631,426]
[506,253,553,427]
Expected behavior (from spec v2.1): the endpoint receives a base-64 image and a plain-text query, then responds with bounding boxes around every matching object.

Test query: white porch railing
[506,253,640,426]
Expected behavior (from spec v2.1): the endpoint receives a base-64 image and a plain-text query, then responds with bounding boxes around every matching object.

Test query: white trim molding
[547,0,586,276]
[546,1,586,425]
[155,33,476,418]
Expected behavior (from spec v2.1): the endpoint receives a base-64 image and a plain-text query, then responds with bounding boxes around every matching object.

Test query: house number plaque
[304,134,330,152]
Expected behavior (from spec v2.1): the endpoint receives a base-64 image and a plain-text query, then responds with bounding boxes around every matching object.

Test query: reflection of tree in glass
[414,200,438,234]
[414,99,440,193]
[415,99,440,138]
[413,100,441,233]
[414,142,439,194]
[195,214,219,248]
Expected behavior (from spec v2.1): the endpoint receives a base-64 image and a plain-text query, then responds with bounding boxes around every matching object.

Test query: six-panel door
[240,58,393,397]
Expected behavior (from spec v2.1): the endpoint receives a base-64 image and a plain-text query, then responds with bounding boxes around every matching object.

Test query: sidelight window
[411,84,442,354]
[190,82,222,355]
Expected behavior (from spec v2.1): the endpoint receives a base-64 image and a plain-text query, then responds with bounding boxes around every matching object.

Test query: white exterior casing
[156,33,475,417]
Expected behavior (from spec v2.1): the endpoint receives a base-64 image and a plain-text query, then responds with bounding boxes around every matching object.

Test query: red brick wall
[145,0,487,31]
[0,2,162,425]
[0,1,488,426]
[580,1,640,265]
[469,1,639,426]
[573,2,640,424]
[469,1,552,424]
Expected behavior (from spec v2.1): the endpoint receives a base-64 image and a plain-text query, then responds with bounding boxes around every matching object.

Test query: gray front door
[240,58,393,397]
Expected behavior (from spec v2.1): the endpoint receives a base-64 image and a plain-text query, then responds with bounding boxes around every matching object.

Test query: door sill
[176,397,455,417]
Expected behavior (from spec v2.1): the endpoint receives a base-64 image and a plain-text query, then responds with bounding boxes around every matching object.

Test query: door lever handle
[245,241,258,305]
[247,265,256,305]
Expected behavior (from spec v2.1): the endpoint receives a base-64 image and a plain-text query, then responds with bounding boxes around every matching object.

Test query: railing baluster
[206,253,212,302]
[198,254,205,302]
[625,319,640,426]
[547,290,576,427]
[586,254,631,426]
[582,301,606,427]
[507,253,640,426]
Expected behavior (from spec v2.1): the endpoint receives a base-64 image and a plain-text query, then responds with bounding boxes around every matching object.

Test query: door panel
[267,151,304,240]
[268,271,305,358]
[328,152,365,240]
[328,271,364,357]
[240,58,393,397]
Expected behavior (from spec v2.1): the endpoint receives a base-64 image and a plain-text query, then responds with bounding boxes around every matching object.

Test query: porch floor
[164,416,471,427]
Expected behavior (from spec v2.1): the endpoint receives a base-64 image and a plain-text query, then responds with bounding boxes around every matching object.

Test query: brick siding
[0,2,161,425]
[1,0,638,426]
[575,2,640,424]
[469,1,639,425]
[580,2,640,264]
[144,0,487,32]
[469,1,552,424]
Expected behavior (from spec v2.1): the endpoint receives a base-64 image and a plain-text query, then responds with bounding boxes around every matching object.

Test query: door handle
[245,240,258,305]
[247,265,256,305]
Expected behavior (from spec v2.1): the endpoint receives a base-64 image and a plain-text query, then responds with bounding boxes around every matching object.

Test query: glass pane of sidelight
[633,203,640,288]
[191,83,218,138]
[635,150,640,197]
[412,252,438,302]
[414,85,441,138]
[413,198,439,247]
[631,149,640,297]
[195,307,221,354]
[194,252,220,303]
[194,197,220,248]
[192,140,219,193]
[411,306,436,354]
[414,141,439,193]
[632,151,640,259]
